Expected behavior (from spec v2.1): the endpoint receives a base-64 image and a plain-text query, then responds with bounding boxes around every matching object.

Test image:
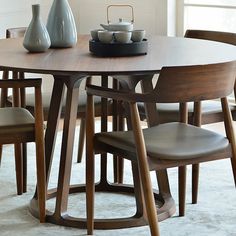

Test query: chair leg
[14,143,23,195]
[118,159,124,184]
[0,70,9,168]
[1,70,9,108]
[23,143,27,193]
[77,118,85,163]
[86,148,95,235]
[0,145,2,166]
[178,166,187,216]
[137,163,160,236]
[113,157,124,183]
[113,114,125,184]
[230,158,236,187]
[86,94,95,235]
[129,103,160,236]
[192,164,199,204]
[221,97,236,188]
[35,144,46,223]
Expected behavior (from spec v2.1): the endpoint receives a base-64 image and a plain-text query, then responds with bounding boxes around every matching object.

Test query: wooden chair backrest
[153,62,236,103]
[87,62,236,106]
[185,29,236,104]
[6,27,27,39]
[2,27,27,108]
[185,29,236,46]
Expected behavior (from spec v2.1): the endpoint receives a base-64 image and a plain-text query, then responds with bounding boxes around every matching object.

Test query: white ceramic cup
[98,31,114,43]
[114,31,132,44]
[90,29,104,41]
[131,30,146,42]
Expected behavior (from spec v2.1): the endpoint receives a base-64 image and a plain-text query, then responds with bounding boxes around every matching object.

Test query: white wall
[70,0,160,35]
[0,0,172,38]
[0,0,53,38]
[72,0,176,36]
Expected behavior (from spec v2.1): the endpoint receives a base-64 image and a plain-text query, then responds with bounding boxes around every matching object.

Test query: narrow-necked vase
[23,4,51,52]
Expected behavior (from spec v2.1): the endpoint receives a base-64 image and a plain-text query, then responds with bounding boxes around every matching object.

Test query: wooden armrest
[86,84,152,103]
[0,78,42,89]
[0,79,43,121]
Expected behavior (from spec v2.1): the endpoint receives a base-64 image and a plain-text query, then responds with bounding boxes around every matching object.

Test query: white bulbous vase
[46,0,77,48]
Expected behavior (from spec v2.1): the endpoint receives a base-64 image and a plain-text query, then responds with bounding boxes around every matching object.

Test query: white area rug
[0,124,236,236]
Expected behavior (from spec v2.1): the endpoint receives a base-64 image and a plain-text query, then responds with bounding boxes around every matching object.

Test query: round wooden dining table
[0,34,236,229]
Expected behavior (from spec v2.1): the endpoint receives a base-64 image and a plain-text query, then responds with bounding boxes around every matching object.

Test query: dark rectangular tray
[89,39,148,57]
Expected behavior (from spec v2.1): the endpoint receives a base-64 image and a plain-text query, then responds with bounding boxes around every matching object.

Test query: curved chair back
[185,29,236,46]
[154,62,236,103]
[6,27,27,38]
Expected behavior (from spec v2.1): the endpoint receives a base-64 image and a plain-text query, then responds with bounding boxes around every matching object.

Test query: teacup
[114,31,132,44]
[90,29,104,41]
[131,30,146,42]
[98,30,114,43]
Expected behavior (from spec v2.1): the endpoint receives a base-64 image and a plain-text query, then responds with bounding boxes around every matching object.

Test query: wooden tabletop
[0,35,236,75]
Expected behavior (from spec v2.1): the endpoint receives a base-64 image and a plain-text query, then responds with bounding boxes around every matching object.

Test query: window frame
[176,0,236,36]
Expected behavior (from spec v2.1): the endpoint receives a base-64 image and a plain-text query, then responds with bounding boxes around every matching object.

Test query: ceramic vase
[46,0,77,48]
[23,4,51,53]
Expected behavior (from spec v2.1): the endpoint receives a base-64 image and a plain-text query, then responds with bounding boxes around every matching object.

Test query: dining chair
[86,61,236,235]
[131,30,236,216]
[0,27,27,168]
[0,78,46,222]
[0,27,27,170]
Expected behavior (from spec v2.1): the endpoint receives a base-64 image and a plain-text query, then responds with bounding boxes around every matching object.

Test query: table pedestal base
[29,182,175,230]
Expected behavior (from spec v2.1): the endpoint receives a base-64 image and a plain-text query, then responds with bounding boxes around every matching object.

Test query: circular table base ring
[29,183,176,230]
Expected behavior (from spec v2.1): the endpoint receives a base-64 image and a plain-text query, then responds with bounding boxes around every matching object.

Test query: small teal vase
[23,4,51,52]
[46,0,77,48]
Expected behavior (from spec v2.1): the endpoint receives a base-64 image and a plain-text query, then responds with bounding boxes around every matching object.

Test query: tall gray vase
[23,4,51,52]
[46,0,77,48]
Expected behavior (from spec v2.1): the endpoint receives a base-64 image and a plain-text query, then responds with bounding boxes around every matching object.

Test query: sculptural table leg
[29,73,176,230]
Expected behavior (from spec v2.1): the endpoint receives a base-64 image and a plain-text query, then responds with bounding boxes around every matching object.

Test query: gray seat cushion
[95,122,229,160]
[0,107,35,134]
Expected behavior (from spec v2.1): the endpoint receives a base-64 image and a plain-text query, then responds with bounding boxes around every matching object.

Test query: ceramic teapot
[100,5,134,32]
[100,18,133,31]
